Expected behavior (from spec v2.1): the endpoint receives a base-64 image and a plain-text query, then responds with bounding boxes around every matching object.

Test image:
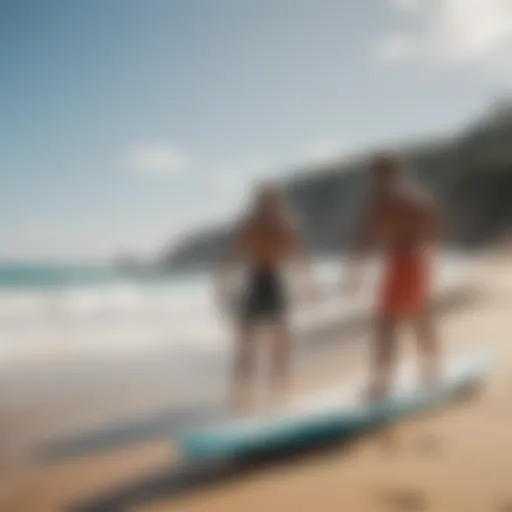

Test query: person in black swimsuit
[217,183,315,413]
[242,267,287,324]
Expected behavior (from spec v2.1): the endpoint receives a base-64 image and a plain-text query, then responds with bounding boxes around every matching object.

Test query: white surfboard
[181,349,491,460]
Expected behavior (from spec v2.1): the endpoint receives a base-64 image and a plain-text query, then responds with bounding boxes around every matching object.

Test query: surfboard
[181,349,491,460]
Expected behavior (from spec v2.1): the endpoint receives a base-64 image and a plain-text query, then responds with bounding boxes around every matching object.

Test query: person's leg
[367,315,399,402]
[268,317,292,406]
[231,324,258,413]
[412,308,440,388]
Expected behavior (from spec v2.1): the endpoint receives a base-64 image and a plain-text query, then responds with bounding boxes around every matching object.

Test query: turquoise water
[0,262,203,290]
[0,263,120,289]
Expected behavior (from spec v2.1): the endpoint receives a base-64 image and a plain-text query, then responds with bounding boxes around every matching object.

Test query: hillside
[161,108,512,270]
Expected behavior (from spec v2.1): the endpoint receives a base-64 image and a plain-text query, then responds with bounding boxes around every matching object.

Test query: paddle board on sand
[180,349,491,460]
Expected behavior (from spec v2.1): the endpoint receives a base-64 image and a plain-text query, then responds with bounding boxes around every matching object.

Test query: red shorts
[378,252,430,318]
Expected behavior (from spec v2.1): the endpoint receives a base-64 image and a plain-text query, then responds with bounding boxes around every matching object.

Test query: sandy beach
[1,253,511,512]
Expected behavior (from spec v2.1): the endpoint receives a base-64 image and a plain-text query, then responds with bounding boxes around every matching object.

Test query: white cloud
[125,143,189,174]
[377,0,512,68]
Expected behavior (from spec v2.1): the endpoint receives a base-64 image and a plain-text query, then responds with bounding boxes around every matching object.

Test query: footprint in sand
[378,488,427,511]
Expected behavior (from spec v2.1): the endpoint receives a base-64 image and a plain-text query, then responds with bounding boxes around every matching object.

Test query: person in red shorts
[346,152,442,401]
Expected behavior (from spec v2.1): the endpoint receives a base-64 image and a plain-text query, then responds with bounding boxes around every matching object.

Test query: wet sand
[1,255,510,512]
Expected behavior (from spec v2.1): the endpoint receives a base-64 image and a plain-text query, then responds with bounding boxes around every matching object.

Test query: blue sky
[1,0,511,261]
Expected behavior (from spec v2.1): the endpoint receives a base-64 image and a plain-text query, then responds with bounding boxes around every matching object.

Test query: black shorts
[240,268,287,325]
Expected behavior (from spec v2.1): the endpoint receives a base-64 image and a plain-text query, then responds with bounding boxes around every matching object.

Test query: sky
[1,0,512,261]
